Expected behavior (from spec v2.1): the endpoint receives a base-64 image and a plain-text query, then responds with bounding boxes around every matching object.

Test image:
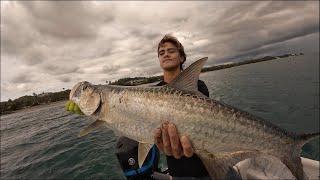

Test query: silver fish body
[70,58,319,180]
[97,85,290,155]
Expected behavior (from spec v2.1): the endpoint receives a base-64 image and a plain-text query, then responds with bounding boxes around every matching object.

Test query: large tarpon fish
[69,57,319,180]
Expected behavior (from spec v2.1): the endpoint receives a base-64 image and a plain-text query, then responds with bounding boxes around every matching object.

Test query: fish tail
[281,155,306,180]
[281,132,320,180]
[295,132,320,148]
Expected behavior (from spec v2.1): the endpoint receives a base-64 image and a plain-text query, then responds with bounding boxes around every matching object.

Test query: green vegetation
[1,90,70,115]
[109,75,163,86]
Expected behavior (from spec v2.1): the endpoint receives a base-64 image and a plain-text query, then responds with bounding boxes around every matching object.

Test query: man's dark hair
[157,34,186,70]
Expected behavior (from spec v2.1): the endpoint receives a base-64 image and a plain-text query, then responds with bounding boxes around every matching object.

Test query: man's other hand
[154,122,194,159]
[65,100,83,115]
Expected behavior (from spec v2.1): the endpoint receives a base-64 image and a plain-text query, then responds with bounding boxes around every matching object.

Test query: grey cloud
[1,1,115,59]
[25,56,43,66]
[57,76,71,83]
[145,31,163,40]
[216,1,307,21]
[42,63,79,75]
[255,1,310,17]
[101,64,121,75]
[1,1,319,101]
[213,32,319,65]
[100,48,114,58]
[240,23,318,53]
[75,69,84,74]
[172,16,189,24]
[10,73,33,84]
[134,30,162,41]
[198,1,319,61]
[136,48,155,57]
[1,3,36,55]
[121,51,156,69]
[20,1,114,40]
[23,48,45,65]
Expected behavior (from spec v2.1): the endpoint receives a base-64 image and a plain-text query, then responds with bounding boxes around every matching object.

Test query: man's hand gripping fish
[69,57,319,180]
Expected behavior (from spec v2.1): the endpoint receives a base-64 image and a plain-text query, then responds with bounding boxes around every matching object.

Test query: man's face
[158,42,183,71]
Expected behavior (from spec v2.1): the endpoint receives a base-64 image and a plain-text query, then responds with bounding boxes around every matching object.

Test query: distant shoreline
[0,100,67,116]
[200,53,302,73]
[1,90,70,115]
[0,52,303,115]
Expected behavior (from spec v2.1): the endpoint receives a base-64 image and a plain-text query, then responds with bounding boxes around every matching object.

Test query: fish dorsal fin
[138,143,153,168]
[168,57,208,94]
[78,119,105,137]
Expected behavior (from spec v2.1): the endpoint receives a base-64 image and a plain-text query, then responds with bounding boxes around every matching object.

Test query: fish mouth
[69,81,90,102]
[70,82,82,100]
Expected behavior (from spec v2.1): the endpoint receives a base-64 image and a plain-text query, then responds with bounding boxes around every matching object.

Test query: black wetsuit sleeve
[166,155,209,177]
[166,80,210,178]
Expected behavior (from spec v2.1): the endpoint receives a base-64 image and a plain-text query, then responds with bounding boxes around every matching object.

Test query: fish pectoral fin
[138,143,153,168]
[198,150,260,180]
[78,119,105,137]
[168,57,208,94]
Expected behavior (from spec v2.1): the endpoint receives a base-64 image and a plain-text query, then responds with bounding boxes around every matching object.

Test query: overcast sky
[1,1,319,101]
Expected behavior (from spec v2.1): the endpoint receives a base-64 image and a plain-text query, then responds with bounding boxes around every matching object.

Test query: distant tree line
[201,56,277,72]
[201,53,302,72]
[0,90,70,115]
[109,75,163,86]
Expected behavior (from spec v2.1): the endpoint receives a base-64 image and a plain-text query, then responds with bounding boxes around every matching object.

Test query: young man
[116,34,210,179]
[67,34,211,179]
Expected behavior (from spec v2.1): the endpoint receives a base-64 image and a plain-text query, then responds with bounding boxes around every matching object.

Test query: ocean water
[1,53,319,179]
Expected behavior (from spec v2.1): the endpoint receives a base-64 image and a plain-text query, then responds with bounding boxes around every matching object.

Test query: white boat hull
[234,156,319,179]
